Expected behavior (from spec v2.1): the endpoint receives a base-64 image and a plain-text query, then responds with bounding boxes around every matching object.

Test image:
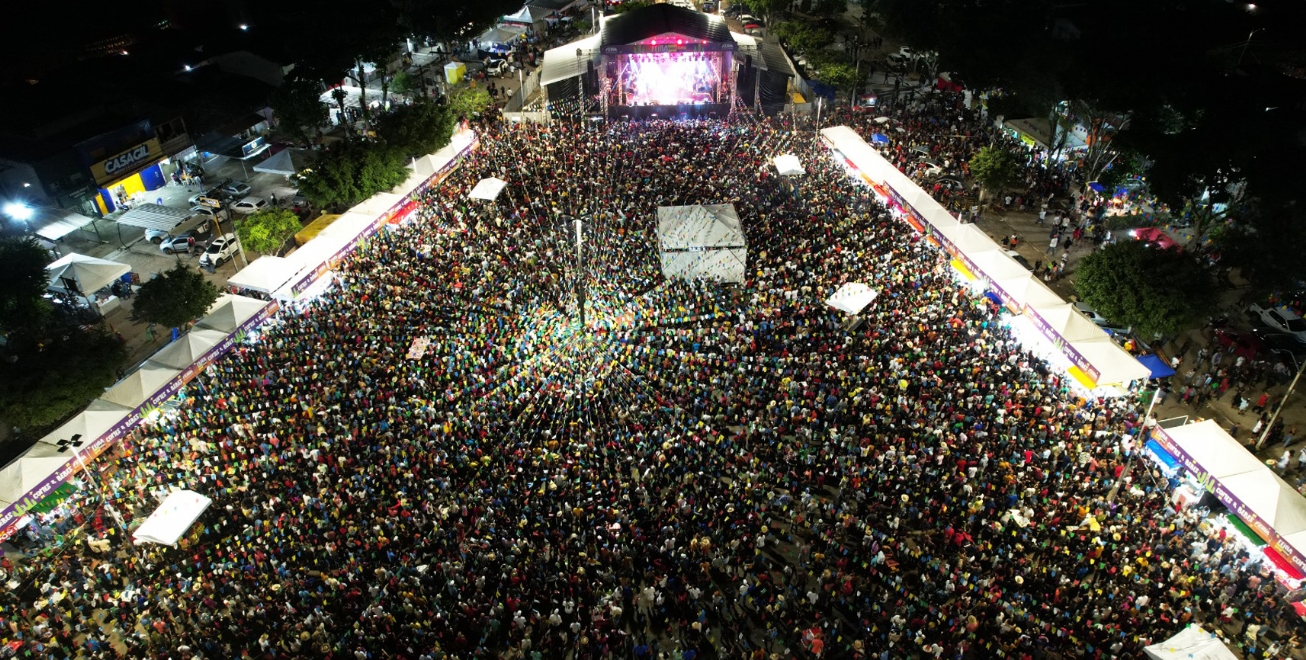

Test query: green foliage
[772,21,831,54]
[968,147,1019,198]
[614,0,652,14]
[132,264,221,330]
[293,142,411,210]
[0,327,127,432]
[575,19,592,33]
[272,76,329,147]
[738,0,787,20]
[376,99,456,158]
[817,60,860,92]
[391,71,419,97]
[812,0,848,15]
[1076,240,1216,338]
[447,85,493,121]
[237,208,303,256]
[0,237,53,337]
[1217,204,1306,298]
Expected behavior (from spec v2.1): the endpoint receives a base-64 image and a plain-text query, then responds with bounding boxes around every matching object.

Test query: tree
[391,71,419,98]
[0,237,52,337]
[132,263,220,330]
[330,88,350,140]
[271,75,329,147]
[0,327,127,432]
[967,146,1019,201]
[816,60,860,98]
[376,98,456,158]
[1076,240,1216,338]
[613,0,652,14]
[447,84,492,121]
[739,0,786,24]
[236,208,303,256]
[293,142,411,210]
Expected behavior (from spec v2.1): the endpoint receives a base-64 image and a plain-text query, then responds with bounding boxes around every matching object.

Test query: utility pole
[1256,357,1305,449]
[574,217,585,331]
[850,36,861,109]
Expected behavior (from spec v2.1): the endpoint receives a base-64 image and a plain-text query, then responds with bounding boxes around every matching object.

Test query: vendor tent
[1029,303,1111,343]
[469,177,509,201]
[146,329,229,370]
[132,490,213,546]
[969,250,1030,284]
[349,193,403,218]
[477,25,523,49]
[226,256,300,294]
[33,208,98,241]
[825,283,878,315]
[100,363,181,409]
[198,295,272,333]
[657,204,747,283]
[1136,354,1176,380]
[1221,470,1306,542]
[773,155,805,177]
[0,444,75,510]
[1068,337,1152,386]
[46,253,130,296]
[115,204,192,231]
[1143,625,1237,660]
[252,148,311,177]
[1159,420,1268,480]
[36,399,132,447]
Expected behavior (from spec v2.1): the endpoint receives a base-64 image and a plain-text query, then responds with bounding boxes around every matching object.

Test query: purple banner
[1022,304,1103,385]
[0,299,279,541]
[1151,426,1306,576]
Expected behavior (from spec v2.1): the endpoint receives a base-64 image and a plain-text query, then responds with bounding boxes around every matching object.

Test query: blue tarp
[1136,354,1176,379]
[870,133,890,145]
[1145,439,1181,472]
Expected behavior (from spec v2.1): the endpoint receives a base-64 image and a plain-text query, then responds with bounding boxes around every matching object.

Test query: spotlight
[3,202,34,222]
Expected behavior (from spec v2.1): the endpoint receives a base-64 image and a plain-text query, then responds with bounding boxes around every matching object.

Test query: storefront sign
[91,138,163,186]
[0,299,279,542]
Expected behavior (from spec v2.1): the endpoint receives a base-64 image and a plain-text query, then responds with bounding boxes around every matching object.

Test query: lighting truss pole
[575,216,585,331]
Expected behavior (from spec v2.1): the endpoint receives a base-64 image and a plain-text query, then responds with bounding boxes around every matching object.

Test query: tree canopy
[237,208,303,256]
[968,147,1019,199]
[376,98,456,158]
[1076,240,1216,338]
[132,264,221,330]
[294,142,411,211]
[271,75,329,147]
[0,237,53,337]
[0,327,127,432]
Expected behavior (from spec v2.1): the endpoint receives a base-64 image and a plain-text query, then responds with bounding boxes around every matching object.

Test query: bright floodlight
[3,202,33,221]
[239,24,249,31]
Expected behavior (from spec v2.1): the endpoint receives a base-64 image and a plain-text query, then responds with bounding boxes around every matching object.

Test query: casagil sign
[91,138,162,186]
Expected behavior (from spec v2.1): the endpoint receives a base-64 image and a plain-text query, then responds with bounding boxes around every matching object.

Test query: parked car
[144,227,173,244]
[230,197,269,214]
[483,58,509,77]
[1247,303,1306,343]
[885,53,909,70]
[1002,250,1033,271]
[738,14,762,25]
[1073,302,1111,327]
[1214,326,1265,360]
[188,187,225,206]
[190,205,220,217]
[219,181,252,198]
[199,234,240,268]
[159,232,198,255]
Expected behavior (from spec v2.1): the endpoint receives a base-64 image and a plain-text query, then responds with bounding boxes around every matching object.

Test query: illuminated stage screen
[618,52,724,106]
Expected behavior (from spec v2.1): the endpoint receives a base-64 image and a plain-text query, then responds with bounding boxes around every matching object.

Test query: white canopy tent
[1068,337,1153,385]
[252,148,311,177]
[197,295,272,334]
[100,363,181,409]
[36,399,132,447]
[1028,303,1113,343]
[825,283,878,315]
[772,155,805,177]
[349,193,403,218]
[937,223,1000,256]
[1221,470,1306,543]
[468,177,509,201]
[0,444,76,510]
[33,208,98,241]
[46,253,130,296]
[540,35,601,86]
[969,250,1030,284]
[132,490,213,546]
[1143,625,1237,660]
[657,204,747,284]
[992,275,1063,310]
[146,329,229,370]
[226,256,300,294]
[1159,420,1267,480]
[115,204,193,231]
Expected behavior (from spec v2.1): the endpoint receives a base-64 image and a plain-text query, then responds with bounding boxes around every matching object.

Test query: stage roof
[541,35,601,85]
[600,4,732,48]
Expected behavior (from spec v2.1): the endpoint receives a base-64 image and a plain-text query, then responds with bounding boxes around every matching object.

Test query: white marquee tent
[146,329,229,370]
[469,177,509,201]
[826,283,878,315]
[36,399,132,447]
[772,154,805,177]
[252,148,312,177]
[46,253,130,296]
[226,256,300,295]
[0,443,75,510]
[1143,625,1237,660]
[197,295,272,334]
[657,204,747,284]
[132,489,213,546]
[100,363,181,409]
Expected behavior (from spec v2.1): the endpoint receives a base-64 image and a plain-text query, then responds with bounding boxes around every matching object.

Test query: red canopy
[1132,227,1179,251]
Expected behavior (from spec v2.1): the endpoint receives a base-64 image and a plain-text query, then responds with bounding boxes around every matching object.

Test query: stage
[610,103,731,120]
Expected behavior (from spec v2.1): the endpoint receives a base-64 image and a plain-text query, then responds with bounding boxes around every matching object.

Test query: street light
[3,201,33,222]
[1238,28,1265,67]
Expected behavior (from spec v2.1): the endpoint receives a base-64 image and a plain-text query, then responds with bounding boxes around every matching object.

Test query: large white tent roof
[657,204,745,250]
[1069,337,1153,385]
[540,35,601,85]
[826,283,878,315]
[252,148,311,176]
[0,444,75,509]
[660,249,747,284]
[33,208,98,241]
[116,204,193,231]
[1221,470,1306,538]
[1031,303,1111,343]
[36,399,132,447]
[469,177,509,201]
[132,489,213,546]
[100,363,181,409]
[197,295,272,334]
[226,256,300,294]
[349,193,403,218]
[1143,625,1237,660]
[1157,420,1266,479]
[46,253,130,295]
[969,250,1030,283]
[772,154,805,177]
[146,329,229,370]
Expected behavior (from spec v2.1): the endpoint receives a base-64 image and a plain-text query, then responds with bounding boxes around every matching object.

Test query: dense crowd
[2,93,1302,660]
